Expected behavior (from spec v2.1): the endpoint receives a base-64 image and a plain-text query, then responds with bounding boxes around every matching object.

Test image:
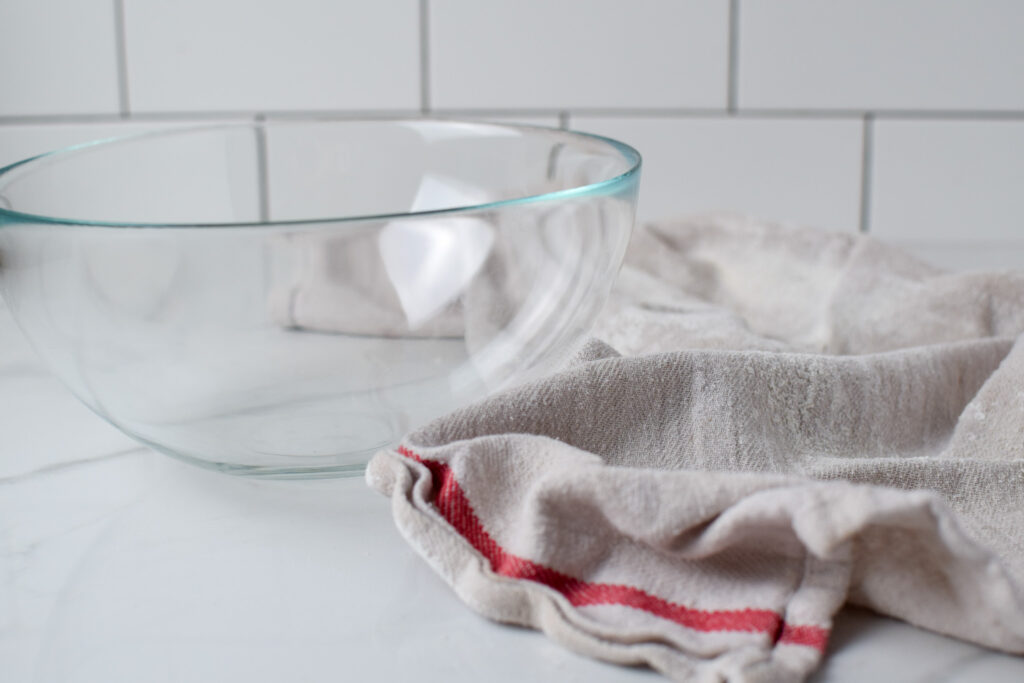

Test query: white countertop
[2,302,1022,683]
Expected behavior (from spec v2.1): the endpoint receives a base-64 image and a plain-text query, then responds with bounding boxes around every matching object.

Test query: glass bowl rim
[0,118,642,230]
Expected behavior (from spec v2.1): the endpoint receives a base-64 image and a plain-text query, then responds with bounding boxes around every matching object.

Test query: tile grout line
[558,111,570,130]
[112,0,131,117]
[6,108,1024,127]
[858,113,875,234]
[727,0,740,113]
[419,0,431,114]
[254,113,270,223]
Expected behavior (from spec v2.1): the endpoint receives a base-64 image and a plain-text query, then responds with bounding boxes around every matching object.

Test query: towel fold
[367,213,1024,682]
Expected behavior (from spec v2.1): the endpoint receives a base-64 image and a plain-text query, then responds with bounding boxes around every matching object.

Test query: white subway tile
[870,120,1024,243]
[124,0,419,113]
[0,120,258,225]
[0,0,120,116]
[739,0,1024,111]
[430,0,729,109]
[892,242,1024,272]
[572,116,863,231]
[0,121,228,168]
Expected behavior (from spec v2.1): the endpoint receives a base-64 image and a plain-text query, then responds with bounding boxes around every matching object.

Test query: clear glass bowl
[0,119,640,477]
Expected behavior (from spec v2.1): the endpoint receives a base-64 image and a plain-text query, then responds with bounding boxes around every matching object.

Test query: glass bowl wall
[0,120,640,477]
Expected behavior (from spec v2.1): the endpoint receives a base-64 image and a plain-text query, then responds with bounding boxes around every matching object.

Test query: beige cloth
[367,213,1024,683]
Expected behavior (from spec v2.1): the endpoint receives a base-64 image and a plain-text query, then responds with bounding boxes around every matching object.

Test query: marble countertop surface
[2,302,1022,683]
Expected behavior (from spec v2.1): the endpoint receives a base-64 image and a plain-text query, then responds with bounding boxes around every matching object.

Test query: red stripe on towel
[777,624,831,649]
[396,445,829,651]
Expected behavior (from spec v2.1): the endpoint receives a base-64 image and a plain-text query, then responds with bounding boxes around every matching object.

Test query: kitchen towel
[366,213,1024,683]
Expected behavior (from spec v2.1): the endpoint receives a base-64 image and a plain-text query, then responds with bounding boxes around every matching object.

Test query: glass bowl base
[141,437,379,479]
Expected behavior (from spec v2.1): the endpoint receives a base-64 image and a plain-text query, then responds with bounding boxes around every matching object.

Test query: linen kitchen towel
[367,213,1024,683]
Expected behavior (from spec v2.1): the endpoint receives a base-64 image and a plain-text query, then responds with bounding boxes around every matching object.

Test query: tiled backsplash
[1,0,1022,269]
